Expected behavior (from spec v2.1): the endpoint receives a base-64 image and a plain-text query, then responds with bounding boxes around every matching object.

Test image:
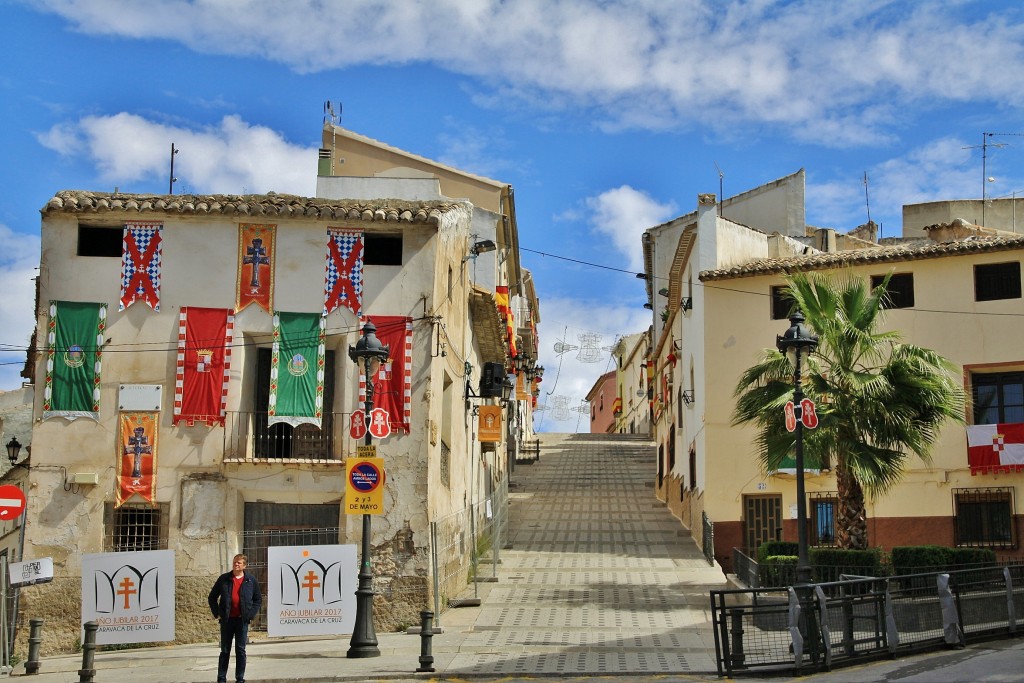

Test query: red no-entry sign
[0,485,26,520]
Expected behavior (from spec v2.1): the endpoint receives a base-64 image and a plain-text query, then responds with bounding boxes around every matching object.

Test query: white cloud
[38,113,316,196]
[533,295,649,432]
[0,225,41,390]
[585,186,676,271]
[31,1,1024,142]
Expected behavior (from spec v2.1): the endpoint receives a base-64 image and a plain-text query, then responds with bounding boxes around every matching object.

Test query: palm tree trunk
[835,462,868,550]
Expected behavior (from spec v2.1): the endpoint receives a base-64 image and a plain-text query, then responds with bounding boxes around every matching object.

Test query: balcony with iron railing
[224,411,357,463]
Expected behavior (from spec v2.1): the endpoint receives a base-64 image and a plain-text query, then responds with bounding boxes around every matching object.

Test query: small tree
[733,272,964,549]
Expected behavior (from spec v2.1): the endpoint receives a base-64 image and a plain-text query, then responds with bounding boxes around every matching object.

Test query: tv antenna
[962,132,1024,225]
[713,162,724,217]
[863,171,872,227]
[169,143,179,195]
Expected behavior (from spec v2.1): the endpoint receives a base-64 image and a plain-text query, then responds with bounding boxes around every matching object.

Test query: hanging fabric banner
[117,412,159,507]
[43,301,106,421]
[269,312,326,428]
[324,229,364,317]
[236,223,276,313]
[119,222,163,311]
[967,423,1024,474]
[494,286,517,359]
[359,316,413,433]
[174,307,234,426]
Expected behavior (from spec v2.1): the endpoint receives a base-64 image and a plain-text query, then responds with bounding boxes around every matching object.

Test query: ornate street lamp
[347,321,390,658]
[776,310,819,585]
[6,437,22,466]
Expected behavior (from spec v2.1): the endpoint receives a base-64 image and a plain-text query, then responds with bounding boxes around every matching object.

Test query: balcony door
[253,348,335,458]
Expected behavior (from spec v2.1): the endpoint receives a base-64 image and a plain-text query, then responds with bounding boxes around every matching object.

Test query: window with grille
[871,273,915,308]
[975,262,1021,302]
[104,503,169,552]
[809,492,837,547]
[971,371,1024,425]
[953,487,1015,549]
[770,285,791,320]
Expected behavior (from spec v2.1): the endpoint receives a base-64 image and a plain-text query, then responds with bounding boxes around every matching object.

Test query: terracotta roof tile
[700,235,1024,281]
[42,190,464,225]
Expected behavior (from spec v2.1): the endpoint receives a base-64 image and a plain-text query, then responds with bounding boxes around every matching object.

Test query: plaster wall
[904,198,1024,236]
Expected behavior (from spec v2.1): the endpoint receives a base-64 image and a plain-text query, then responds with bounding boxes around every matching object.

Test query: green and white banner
[268,312,326,428]
[43,301,107,421]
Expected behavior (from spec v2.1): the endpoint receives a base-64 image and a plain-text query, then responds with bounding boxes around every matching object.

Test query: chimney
[814,228,837,253]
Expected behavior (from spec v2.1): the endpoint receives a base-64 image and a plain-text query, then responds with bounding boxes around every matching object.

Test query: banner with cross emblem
[236,223,276,313]
[81,550,175,644]
[323,229,363,317]
[119,222,162,311]
[266,544,357,636]
[116,412,158,507]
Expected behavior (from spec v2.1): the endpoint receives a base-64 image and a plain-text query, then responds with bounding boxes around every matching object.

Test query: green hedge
[757,541,799,564]
[892,545,996,574]
[761,555,798,587]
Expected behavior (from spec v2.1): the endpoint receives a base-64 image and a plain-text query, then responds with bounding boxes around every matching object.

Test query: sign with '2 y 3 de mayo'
[81,550,175,645]
[266,545,357,637]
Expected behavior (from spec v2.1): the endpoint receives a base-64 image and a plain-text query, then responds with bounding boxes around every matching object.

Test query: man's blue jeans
[217,617,248,683]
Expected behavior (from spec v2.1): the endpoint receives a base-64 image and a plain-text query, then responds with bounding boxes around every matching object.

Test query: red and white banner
[174,307,233,426]
[358,316,412,433]
[967,423,1024,475]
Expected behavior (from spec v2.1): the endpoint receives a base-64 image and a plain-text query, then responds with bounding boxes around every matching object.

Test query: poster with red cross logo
[81,550,175,645]
[266,544,357,637]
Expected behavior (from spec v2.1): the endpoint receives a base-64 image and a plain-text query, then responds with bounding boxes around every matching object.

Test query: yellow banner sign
[478,405,502,442]
[345,457,385,514]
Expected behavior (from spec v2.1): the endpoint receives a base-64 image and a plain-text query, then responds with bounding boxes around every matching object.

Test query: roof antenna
[714,162,724,217]
[169,143,179,195]
[863,170,872,225]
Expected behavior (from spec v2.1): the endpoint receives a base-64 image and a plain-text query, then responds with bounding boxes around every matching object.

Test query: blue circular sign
[350,461,382,493]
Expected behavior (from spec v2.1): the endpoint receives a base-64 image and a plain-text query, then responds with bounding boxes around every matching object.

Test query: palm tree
[733,271,964,549]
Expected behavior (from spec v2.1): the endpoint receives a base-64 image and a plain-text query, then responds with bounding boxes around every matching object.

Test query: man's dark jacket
[208,571,262,621]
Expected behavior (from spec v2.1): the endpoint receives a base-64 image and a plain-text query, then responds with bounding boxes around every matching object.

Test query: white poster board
[81,550,175,645]
[9,558,53,588]
[266,544,357,637]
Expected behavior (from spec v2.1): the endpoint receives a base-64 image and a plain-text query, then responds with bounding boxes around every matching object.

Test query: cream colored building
[18,126,539,653]
[644,173,1024,570]
[611,331,650,436]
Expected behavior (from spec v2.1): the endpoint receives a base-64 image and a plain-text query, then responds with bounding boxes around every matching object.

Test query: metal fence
[711,564,1024,676]
[430,477,509,627]
[702,511,715,566]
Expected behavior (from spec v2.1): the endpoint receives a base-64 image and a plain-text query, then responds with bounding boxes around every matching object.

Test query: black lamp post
[347,321,390,659]
[776,310,819,585]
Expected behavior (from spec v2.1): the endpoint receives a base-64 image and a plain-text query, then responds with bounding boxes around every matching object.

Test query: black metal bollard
[24,618,43,674]
[78,621,97,683]
[415,610,435,673]
[729,609,746,669]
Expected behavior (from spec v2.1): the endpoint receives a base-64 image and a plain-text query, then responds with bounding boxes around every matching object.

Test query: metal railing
[711,564,1024,676]
[430,477,508,627]
[702,511,715,566]
[224,411,357,461]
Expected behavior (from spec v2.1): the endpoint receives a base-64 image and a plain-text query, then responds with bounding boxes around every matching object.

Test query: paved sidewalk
[11,432,727,681]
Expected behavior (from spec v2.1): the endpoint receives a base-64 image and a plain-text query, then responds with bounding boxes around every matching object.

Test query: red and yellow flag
[117,412,158,507]
[236,224,276,313]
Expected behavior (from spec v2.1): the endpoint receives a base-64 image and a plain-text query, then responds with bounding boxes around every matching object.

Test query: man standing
[209,554,261,683]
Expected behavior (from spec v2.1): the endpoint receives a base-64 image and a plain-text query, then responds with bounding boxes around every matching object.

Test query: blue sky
[2,1,1024,431]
